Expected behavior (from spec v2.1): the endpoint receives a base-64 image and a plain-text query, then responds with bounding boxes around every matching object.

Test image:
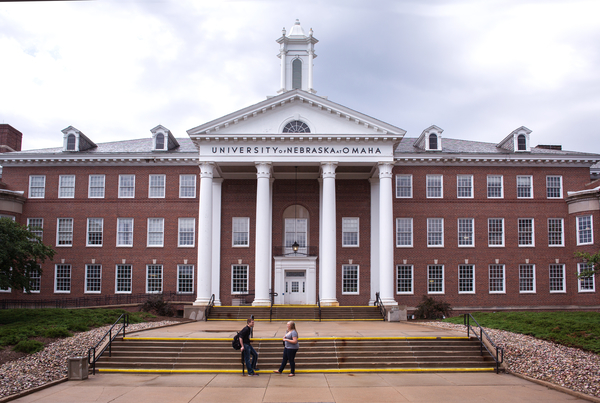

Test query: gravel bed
[0,321,178,399]
[421,321,600,399]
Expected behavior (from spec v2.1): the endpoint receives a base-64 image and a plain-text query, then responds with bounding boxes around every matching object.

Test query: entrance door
[284,271,306,305]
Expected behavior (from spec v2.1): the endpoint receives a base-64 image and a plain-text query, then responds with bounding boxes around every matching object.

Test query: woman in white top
[273,321,299,376]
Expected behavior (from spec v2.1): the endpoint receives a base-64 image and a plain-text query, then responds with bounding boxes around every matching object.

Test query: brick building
[1,21,599,313]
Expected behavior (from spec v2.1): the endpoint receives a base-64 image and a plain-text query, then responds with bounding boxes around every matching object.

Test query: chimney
[0,124,23,153]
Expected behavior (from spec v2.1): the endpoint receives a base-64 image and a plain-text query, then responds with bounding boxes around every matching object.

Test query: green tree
[0,217,55,292]
[574,250,600,277]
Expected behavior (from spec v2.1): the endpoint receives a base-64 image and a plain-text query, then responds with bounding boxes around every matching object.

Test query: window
[517,134,527,151]
[146,265,163,293]
[58,175,75,198]
[546,176,562,198]
[27,218,43,241]
[549,264,566,293]
[396,218,413,247]
[233,217,250,247]
[427,265,444,294]
[342,265,359,294]
[517,176,533,198]
[57,218,73,246]
[576,215,593,245]
[87,218,103,246]
[488,218,504,247]
[548,218,564,247]
[427,218,444,247]
[342,218,359,247]
[487,175,503,198]
[179,174,196,198]
[149,174,166,198]
[232,265,248,294]
[147,218,164,247]
[428,133,438,150]
[457,175,473,198]
[458,265,475,293]
[285,218,307,253]
[156,133,165,150]
[88,175,105,198]
[177,265,194,294]
[117,218,134,247]
[28,268,41,293]
[458,218,474,247]
[66,133,76,150]
[292,59,302,90]
[85,264,102,293]
[518,218,534,247]
[54,264,71,293]
[489,264,505,293]
[396,175,412,198]
[178,218,195,247]
[29,175,45,198]
[115,264,132,293]
[577,263,595,292]
[283,120,310,133]
[396,265,413,294]
[119,175,135,198]
[519,264,536,293]
[426,175,443,198]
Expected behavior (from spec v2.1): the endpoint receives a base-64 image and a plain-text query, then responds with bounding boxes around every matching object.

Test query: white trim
[341,217,359,247]
[577,263,596,293]
[457,218,474,247]
[147,218,165,247]
[426,174,443,198]
[116,218,134,247]
[546,175,563,199]
[517,218,535,247]
[84,264,102,294]
[146,264,163,294]
[56,218,73,247]
[58,175,75,198]
[518,264,536,294]
[395,174,412,198]
[232,217,250,247]
[576,215,593,245]
[458,264,476,294]
[341,264,359,295]
[28,175,46,198]
[549,264,566,293]
[548,218,565,247]
[54,264,71,294]
[148,174,166,198]
[396,217,413,248]
[487,175,504,199]
[487,218,505,247]
[396,264,414,295]
[115,264,132,294]
[88,174,105,198]
[516,175,533,199]
[177,264,195,294]
[179,174,197,198]
[178,218,196,247]
[427,218,444,248]
[118,174,136,198]
[488,264,506,294]
[456,174,473,198]
[86,218,104,247]
[231,264,249,294]
[427,264,445,294]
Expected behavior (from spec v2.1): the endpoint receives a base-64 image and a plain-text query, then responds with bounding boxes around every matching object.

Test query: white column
[369,177,380,305]
[194,162,214,306]
[320,162,338,306]
[378,162,398,306]
[253,162,272,306]
[308,50,314,92]
[280,46,286,92]
[211,178,223,306]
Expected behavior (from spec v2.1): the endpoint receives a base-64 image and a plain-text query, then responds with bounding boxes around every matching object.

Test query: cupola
[276,20,318,94]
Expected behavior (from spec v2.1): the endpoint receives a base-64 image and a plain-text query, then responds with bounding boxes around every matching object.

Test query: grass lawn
[444,311,600,354]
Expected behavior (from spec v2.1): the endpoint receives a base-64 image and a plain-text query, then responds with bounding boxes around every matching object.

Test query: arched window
[283,120,310,133]
[517,134,527,151]
[156,133,165,150]
[292,58,302,90]
[428,133,438,150]
[66,134,76,151]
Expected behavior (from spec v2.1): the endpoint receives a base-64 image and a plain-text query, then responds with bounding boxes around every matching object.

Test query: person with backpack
[239,318,259,376]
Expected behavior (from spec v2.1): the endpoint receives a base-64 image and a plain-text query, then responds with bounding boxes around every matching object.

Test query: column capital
[199,162,214,178]
[321,161,338,179]
[255,162,272,179]
[378,162,394,179]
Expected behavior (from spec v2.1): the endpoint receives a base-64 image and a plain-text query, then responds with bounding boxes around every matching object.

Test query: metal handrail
[464,313,504,373]
[317,293,321,322]
[88,313,129,375]
[374,292,387,321]
[269,292,278,322]
[204,294,215,321]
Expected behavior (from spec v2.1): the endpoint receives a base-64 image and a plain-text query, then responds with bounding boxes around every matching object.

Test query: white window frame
[28,175,46,198]
[458,264,475,294]
[54,264,71,293]
[342,264,359,294]
[458,218,474,247]
[27,218,44,241]
[577,263,595,293]
[548,218,564,247]
[232,217,250,247]
[232,264,249,294]
[519,264,536,293]
[488,218,504,247]
[85,264,102,294]
[88,174,105,198]
[147,218,165,247]
[86,218,103,247]
[177,264,195,294]
[395,174,412,198]
[517,175,533,199]
[149,174,166,198]
[488,264,505,294]
[518,218,535,247]
[457,175,473,199]
[427,218,444,247]
[396,218,413,248]
[178,218,195,247]
[576,215,593,245]
[546,175,563,199]
[28,267,41,293]
[118,174,135,198]
[115,264,132,294]
[58,175,75,198]
[117,218,134,247]
[342,217,359,247]
[179,174,196,198]
[487,175,503,199]
[426,175,443,198]
[146,264,163,294]
[396,265,414,295]
[56,218,73,247]
[427,265,444,294]
[549,264,566,293]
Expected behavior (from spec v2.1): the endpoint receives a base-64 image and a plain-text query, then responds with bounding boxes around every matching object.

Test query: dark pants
[278,347,298,374]
[243,344,258,374]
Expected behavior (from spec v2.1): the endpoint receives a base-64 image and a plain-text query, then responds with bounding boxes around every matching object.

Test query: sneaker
[253,368,261,371]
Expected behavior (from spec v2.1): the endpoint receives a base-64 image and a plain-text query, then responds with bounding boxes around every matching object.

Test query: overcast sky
[1,0,599,154]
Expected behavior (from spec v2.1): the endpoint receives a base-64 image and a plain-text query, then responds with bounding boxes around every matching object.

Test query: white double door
[283,271,306,305]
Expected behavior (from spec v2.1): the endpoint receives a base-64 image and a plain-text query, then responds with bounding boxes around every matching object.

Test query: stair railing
[88,313,129,375]
[204,294,215,321]
[374,292,387,321]
[464,313,504,373]
[317,293,321,322]
[269,292,278,322]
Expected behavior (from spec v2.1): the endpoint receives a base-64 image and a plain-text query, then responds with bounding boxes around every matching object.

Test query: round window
[283,120,310,133]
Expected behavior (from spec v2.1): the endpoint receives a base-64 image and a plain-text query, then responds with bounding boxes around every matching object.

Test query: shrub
[141,295,175,317]
[13,340,45,354]
[414,295,452,319]
[43,327,72,338]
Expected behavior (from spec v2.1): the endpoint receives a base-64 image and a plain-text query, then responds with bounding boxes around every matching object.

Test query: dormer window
[61,126,97,152]
[150,125,179,151]
[429,134,438,150]
[497,126,531,152]
[283,120,310,133]
[156,133,165,150]
[415,125,443,151]
[66,134,76,151]
[517,134,527,151]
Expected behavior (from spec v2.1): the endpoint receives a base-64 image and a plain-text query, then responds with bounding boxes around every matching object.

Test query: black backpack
[232,333,241,350]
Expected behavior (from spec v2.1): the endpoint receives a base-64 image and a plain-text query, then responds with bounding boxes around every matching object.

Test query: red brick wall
[0,125,22,153]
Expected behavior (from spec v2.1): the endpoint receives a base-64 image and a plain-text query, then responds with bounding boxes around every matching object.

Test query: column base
[252,299,271,307]
[320,300,339,307]
[192,299,211,306]
[381,299,398,307]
